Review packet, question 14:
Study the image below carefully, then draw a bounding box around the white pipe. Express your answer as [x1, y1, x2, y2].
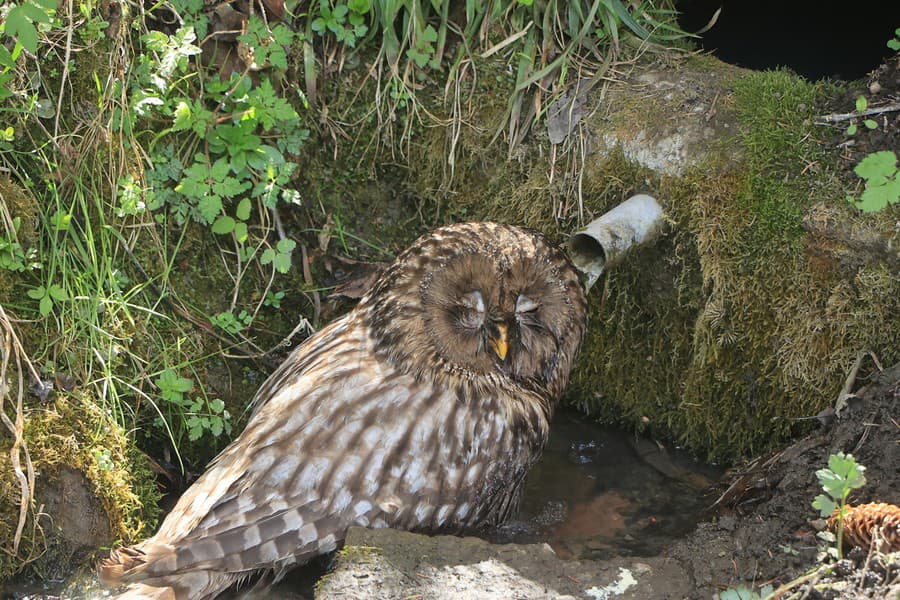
[567, 194, 666, 291]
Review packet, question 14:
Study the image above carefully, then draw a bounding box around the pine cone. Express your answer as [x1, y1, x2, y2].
[827, 503, 900, 553]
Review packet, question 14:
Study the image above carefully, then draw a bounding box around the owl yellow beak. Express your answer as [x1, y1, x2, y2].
[488, 323, 509, 361]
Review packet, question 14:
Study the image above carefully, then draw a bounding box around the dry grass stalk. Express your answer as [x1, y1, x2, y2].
[0, 304, 39, 556]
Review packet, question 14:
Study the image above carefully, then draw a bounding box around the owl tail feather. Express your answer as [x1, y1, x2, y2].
[101, 544, 239, 600]
[100, 545, 148, 586]
[107, 582, 176, 600]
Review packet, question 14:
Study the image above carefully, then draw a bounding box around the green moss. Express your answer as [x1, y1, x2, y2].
[566, 71, 897, 460]
[731, 71, 838, 251]
[0, 177, 39, 305]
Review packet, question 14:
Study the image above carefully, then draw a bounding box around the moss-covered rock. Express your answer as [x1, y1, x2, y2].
[0, 390, 160, 582]
[374, 59, 899, 461]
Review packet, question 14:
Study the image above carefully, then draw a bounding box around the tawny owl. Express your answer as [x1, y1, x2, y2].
[101, 222, 588, 599]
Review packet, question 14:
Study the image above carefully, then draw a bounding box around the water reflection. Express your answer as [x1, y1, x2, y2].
[489, 410, 722, 559]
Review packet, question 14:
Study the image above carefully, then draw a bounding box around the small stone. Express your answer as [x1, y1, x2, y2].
[869, 81, 882, 94]
[718, 516, 736, 531]
[631, 562, 652, 575]
[584, 539, 607, 551]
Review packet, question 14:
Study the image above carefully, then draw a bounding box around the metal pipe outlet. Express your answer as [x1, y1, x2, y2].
[567, 194, 666, 292]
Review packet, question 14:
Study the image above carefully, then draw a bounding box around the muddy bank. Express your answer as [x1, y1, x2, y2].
[667, 364, 899, 596]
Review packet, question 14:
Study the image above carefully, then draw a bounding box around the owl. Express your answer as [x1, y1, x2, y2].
[100, 222, 588, 599]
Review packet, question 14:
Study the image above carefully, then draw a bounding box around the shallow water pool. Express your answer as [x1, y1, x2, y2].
[489, 410, 722, 559]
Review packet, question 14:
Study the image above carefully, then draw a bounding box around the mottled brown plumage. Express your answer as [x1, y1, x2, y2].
[101, 222, 588, 599]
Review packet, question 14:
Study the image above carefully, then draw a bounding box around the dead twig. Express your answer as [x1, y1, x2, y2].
[815, 102, 900, 124]
[834, 350, 867, 415]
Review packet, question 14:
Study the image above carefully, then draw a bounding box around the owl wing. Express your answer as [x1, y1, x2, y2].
[123, 315, 530, 582]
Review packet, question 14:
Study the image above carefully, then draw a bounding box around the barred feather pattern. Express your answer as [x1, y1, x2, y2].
[100, 222, 588, 599]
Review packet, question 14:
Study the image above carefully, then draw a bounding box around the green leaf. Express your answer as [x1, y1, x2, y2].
[854, 151, 897, 183]
[247, 145, 285, 171]
[39, 295, 53, 316]
[172, 101, 192, 131]
[273, 252, 291, 273]
[212, 215, 236, 234]
[217, 176, 251, 198]
[233, 222, 248, 243]
[420, 24, 438, 43]
[210, 398, 225, 412]
[855, 95, 867, 112]
[26, 286, 45, 299]
[5, 7, 39, 53]
[197, 195, 224, 224]
[47, 284, 67, 301]
[276, 238, 296, 253]
[888, 38, 900, 51]
[50, 210, 72, 231]
[0, 42, 13, 67]
[236, 198, 252, 221]
[348, 0, 370, 13]
[812, 494, 836, 518]
[22, 0, 53, 22]
[857, 179, 900, 212]
[158, 368, 193, 394]
[863, 119, 877, 129]
[846, 123, 857, 136]
[828, 452, 866, 489]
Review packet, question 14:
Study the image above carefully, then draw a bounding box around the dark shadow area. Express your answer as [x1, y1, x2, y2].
[678, 0, 900, 80]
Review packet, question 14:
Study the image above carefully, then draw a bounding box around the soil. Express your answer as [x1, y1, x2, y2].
[667, 363, 900, 597]
[826, 51, 900, 169]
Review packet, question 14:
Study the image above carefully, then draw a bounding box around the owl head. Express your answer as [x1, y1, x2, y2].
[363, 222, 587, 400]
